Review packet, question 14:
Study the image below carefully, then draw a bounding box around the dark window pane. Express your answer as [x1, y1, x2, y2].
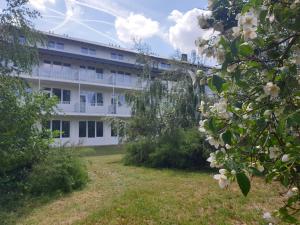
[96, 68, 103, 74]
[81, 47, 88, 54]
[63, 90, 71, 103]
[43, 87, 51, 98]
[88, 121, 95, 138]
[44, 60, 51, 64]
[97, 93, 103, 106]
[79, 121, 86, 137]
[48, 41, 55, 48]
[80, 65, 86, 69]
[63, 63, 71, 67]
[53, 61, 61, 65]
[111, 122, 118, 137]
[56, 42, 64, 49]
[62, 121, 70, 138]
[52, 88, 61, 101]
[52, 120, 61, 138]
[89, 49, 96, 55]
[96, 122, 103, 137]
[88, 66, 95, 70]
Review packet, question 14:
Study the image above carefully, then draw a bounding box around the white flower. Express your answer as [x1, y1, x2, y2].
[207, 152, 218, 168]
[291, 0, 300, 9]
[216, 46, 226, 64]
[227, 63, 238, 73]
[198, 119, 207, 133]
[214, 169, 230, 189]
[263, 212, 275, 223]
[263, 82, 280, 99]
[269, 146, 280, 159]
[239, 11, 258, 29]
[281, 154, 290, 162]
[286, 187, 298, 198]
[225, 144, 231, 149]
[243, 27, 257, 40]
[263, 110, 272, 117]
[257, 164, 264, 172]
[232, 26, 241, 37]
[210, 99, 232, 119]
[231, 170, 236, 175]
[206, 136, 224, 149]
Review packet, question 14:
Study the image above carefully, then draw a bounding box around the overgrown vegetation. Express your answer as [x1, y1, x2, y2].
[0, 0, 88, 204]
[124, 49, 212, 170]
[124, 128, 211, 169]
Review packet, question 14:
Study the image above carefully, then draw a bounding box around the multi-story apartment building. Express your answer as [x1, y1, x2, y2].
[20, 32, 194, 146]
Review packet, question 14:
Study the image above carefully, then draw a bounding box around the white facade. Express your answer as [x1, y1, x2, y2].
[19, 33, 178, 146]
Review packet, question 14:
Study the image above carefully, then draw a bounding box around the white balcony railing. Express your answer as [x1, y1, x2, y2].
[25, 66, 146, 89]
[57, 102, 131, 116]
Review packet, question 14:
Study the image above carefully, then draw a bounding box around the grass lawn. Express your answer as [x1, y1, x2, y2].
[1, 146, 291, 225]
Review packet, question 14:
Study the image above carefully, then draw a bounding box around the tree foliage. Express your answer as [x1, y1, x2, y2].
[197, 0, 300, 223]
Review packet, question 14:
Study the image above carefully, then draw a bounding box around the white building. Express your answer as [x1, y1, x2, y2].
[20, 33, 189, 146]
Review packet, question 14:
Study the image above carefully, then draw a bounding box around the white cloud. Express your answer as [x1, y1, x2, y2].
[168, 8, 213, 53]
[115, 13, 160, 43]
[29, 0, 55, 11]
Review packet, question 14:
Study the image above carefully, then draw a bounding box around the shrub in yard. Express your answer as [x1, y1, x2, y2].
[124, 138, 156, 166]
[124, 129, 211, 169]
[27, 148, 88, 195]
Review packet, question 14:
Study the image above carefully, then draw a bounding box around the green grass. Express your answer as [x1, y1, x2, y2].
[0, 145, 293, 225]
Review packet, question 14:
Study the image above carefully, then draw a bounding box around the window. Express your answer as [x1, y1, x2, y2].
[111, 122, 118, 137]
[88, 121, 95, 138]
[81, 47, 96, 55]
[96, 68, 103, 79]
[56, 42, 64, 50]
[111, 52, 117, 59]
[79, 121, 86, 137]
[96, 122, 103, 137]
[52, 120, 61, 138]
[19, 36, 26, 44]
[111, 52, 124, 60]
[118, 54, 124, 60]
[48, 41, 64, 50]
[62, 90, 71, 104]
[97, 93, 103, 106]
[62, 121, 70, 138]
[161, 62, 171, 69]
[43, 87, 51, 98]
[89, 49, 96, 55]
[81, 47, 88, 54]
[48, 41, 55, 48]
[52, 88, 61, 101]
[118, 94, 126, 107]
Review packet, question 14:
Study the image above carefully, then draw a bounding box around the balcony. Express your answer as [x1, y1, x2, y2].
[56, 102, 131, 117]
[23, 66, 146, 90]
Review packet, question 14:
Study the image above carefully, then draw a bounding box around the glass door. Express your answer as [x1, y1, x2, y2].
[80, 95, 86, 113]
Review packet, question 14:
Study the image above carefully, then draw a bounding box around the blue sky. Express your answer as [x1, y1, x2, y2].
[13, 1, 212, 59]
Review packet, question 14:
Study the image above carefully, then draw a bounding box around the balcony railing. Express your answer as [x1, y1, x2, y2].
[57, 102, 131, 116]
[24, 66, 146, 89]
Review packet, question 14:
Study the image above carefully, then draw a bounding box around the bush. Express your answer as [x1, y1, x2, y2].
[124, 128, 212, 170]
[27, 148, 88, 195]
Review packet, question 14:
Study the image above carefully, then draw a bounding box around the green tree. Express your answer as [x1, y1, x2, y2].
[197, 0, 300, 223]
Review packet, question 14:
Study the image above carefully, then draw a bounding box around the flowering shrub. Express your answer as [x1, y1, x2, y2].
[197, 0, 300, 223]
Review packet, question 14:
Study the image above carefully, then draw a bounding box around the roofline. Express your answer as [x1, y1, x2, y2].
[38, 31, 213, 70]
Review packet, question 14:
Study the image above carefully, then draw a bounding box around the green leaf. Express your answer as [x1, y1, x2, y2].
[236, 172, 251, 196]
[210, 75, 226, 93]
[239, 43, 254, 57]
[221, 130, 232, 144]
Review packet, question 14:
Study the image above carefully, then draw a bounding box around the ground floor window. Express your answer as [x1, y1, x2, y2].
[43, 120, 70, 138]
[79, 121, 86, 137]
[111, 122, 118, 137]
[79, 121, 103, 138]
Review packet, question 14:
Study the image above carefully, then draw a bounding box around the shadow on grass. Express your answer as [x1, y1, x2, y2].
[0, 192, 70, 225]
[72, 145, 126, 157]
